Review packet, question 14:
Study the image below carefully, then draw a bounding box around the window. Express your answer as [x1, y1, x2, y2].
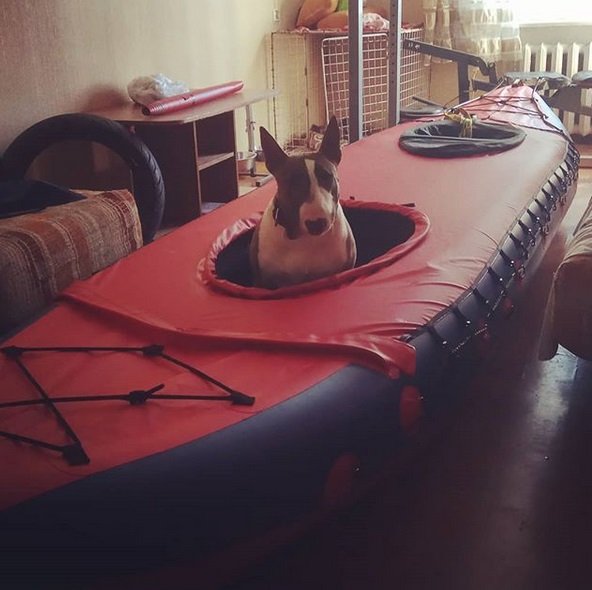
[515, 1, 592, 24]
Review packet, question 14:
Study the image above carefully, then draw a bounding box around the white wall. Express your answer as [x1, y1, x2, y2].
[0, 0, 443, 155]
[0, 0, 278, 152]
[277, 0, 423, 30]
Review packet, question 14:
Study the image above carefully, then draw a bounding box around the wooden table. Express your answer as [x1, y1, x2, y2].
[92, 89, 276, 225]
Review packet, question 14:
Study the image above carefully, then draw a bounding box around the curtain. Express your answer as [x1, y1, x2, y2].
[423, 0, 522, 73]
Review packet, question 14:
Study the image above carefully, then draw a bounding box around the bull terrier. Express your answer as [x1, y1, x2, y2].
[249, 116, 357, 289]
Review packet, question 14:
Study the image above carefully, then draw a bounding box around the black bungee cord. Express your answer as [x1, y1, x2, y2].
[0, 344, 255, 465]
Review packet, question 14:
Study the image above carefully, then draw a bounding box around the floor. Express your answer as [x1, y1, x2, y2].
[222, 166, 592, 589]
[237, 161, 273, 196]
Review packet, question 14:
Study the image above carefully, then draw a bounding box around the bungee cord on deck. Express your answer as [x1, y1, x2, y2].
[0, 344, 255, 465]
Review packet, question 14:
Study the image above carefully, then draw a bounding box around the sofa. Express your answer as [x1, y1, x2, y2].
[540, 197, 592, 360]
[0, 113, 164, 335]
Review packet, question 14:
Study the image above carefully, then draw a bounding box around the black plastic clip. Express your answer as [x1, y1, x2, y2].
[549, 177, 567, 206]
[62, 444, 90, 466]
[518, 220, 536, 247]
[567, 161, 577, 183]
[526, 209, 546, 236]
[534, 197, 551, 224]
[473, 287, 494, 316]
[127, 384, 164, 405]
[128, 390, 152, 405]
[554, 171, 568, 195]
[453, 306, 472, 329]
[509, 232, 529, 261]
[487, 267, 508, 296]
[426, 325, 450, 351]
[542, 187, 558, 211]
[559, 164, 573, 186]
[567, 145, 580, 172]
[142, 344, 165, 357]
[1, 346, 24, 359]
[230, 391, 256, 406]
[499, 249, 519, 278]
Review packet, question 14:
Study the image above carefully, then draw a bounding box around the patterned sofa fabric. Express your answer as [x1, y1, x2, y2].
[0, 189, 142, 334]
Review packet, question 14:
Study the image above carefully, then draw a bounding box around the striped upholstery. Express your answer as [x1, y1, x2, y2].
[0, 189, 142, 333]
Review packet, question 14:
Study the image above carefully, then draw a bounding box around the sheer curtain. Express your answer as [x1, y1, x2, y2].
[423, 0, 522, 72]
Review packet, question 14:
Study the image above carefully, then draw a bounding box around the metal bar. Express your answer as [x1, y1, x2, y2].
[402, 39, 496, 77]
[402, 39, 499, 104]
[245, 104, 256, 152]
[348, 0, 363, 142]
[458, 64, 470, 103]
[388, 0, 402, 126]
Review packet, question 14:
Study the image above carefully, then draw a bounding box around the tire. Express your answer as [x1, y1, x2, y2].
[1, 113, 165, 243]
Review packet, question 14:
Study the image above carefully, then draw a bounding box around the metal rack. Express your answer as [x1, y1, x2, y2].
[322, 28, 427, 143]
[269, 31, 327, 152]
[270, 26, 426, 151]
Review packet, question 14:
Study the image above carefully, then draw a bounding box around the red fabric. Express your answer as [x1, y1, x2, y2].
[60, 114, 567, 378]
[0, 307, 352, 510]
[462, 84, 568, 134]
[0, 87, 572, 510]
[202, 200, 430, 299]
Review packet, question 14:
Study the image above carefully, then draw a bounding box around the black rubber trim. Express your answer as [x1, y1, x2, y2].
[503, 71, 571, 89]
[0, 364, 400, 578]
[407, 142, 579, 405]
[400, 105, 445, 120]
[1, 113, 165, 243]
[399, 120, 526, 157]
[572, 70, 592, 89]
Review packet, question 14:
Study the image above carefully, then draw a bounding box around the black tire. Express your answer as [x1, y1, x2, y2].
[1, 113, 164, 243]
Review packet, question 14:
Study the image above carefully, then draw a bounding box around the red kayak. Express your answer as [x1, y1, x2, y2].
[0, 85, 579, 588]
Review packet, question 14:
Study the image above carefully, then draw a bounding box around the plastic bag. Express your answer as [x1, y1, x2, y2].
[127, 74, 190, 106]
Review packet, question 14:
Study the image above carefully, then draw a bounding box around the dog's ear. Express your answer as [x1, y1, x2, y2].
[260, 127, 287, 175]
[319, 116, 341, 166]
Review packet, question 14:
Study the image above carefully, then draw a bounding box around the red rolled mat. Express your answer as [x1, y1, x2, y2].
[142, 80, 244, 116]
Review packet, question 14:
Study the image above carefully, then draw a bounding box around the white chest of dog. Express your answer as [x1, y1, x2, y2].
[250, 117, 357, 289]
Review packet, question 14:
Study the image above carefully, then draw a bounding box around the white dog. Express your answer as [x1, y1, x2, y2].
[249, 117, 357, 289]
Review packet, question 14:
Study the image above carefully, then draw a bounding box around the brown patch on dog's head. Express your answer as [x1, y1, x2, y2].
[260, 117, 342, 239]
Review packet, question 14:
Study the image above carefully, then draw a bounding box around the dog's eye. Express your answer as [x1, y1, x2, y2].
[315, 167, 333, 186]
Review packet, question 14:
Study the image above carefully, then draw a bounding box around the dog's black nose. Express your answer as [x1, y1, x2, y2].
[305, 218, 328, 235]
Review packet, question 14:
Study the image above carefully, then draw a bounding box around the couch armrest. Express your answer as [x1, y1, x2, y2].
[540, 197, 592, 360]
[0, 189, 142, 334]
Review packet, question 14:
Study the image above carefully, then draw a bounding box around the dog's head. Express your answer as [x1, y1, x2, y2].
[260, 116, 342, 240]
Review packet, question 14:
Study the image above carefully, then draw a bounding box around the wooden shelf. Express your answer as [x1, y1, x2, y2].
[197, 152, 234, 171]
[91, 89, 277, 126]
[91, 89, 277, 225]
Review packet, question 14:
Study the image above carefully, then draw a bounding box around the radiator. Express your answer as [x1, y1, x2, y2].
[522, 42, 592, 137]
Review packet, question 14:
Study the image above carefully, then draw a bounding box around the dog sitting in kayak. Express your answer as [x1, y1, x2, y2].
[249, 116, 357, 289]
